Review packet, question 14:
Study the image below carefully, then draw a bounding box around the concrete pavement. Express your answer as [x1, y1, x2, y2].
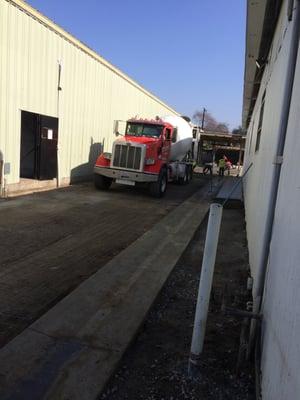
[0, 180, 203, 348]
[0, 185, 212, 400]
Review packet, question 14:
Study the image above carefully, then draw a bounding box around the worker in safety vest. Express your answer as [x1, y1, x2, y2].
[218, 156, 226, 177]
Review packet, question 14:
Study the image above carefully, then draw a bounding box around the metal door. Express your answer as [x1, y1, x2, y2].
[38, 115, 58, 180]
[20, 111, 58, 180]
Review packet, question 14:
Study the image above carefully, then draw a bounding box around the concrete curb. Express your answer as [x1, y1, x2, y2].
[0, 186, 211, 400]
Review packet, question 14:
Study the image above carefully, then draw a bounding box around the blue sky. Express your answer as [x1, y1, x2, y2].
[27, 0, 246, 130]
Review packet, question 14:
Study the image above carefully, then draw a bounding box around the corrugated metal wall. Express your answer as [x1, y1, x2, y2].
[261, 39, 300, 398]
[243, 0, 291, 288]
[243, 0, 300, 398]
[0, 0, 178, 185]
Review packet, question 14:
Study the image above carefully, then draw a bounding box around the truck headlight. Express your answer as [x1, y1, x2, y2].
[103, 152, 112, 160]
[145, 158, 155, 165]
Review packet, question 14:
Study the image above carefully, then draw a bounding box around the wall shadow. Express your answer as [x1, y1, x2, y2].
[70, 138, 103, 184]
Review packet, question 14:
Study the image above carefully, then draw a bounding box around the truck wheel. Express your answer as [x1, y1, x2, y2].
[187, 165, 193, 183]
[149, 168, 167, 198]
[94, 174, 112, 190]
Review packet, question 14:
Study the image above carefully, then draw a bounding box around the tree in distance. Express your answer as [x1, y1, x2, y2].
[231, 125, 245, 135]
[193, 110, 229, 133]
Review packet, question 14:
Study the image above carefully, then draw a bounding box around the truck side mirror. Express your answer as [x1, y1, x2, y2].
[172, 128, 177, 143]
[113, 120, 119, 136]
[165, 129, 171, 141]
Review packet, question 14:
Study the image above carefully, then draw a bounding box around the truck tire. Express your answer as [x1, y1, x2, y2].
[149, 168, 167, 198]
[187, 165, 193, 182]
[94, 174, 112, 190]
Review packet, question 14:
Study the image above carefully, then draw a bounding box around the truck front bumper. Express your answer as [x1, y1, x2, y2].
[94, 166, 158, 183]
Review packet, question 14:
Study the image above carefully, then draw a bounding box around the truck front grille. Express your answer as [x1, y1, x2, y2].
[112, 144, 142, 170]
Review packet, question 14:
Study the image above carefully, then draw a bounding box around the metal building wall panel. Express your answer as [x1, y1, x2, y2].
[243, 0, 291, 286]
[259, 34, 300, 400]
[0, 0, 178, 185]
[243, 0, 300, 398]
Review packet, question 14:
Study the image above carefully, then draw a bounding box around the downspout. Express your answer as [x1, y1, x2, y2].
[0, 150, 4, 197]
[250, 0, 300, 353]
[56, 60, 62, 188]
[0, 150, 7, 197]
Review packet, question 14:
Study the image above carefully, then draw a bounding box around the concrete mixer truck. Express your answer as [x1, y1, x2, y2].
[94, 115, 194, 197]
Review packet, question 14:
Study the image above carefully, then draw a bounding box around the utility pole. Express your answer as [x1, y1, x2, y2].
[201, 107, 206, 130]
[197, 107, 206, 164]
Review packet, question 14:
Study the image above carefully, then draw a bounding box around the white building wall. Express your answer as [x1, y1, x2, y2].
[260, 30, 300, 400]
[243, 0, 292, 289]
[243, 0, 300, 398]
[0, 0, 178, 185]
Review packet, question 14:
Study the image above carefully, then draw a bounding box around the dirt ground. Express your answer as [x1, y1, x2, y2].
[99, 206, 255, 400]
[0, 176, 205, 348]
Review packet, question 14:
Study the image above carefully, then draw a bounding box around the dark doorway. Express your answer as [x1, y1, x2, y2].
[20, 111, 58, 180]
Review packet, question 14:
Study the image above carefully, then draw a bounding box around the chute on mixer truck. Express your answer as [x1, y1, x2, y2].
[94, 115, 194, 197]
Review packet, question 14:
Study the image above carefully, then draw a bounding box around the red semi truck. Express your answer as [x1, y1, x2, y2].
[94, 115, 194, 197]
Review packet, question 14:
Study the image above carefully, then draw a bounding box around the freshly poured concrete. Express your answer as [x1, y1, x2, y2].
[0, 187, 210, 400]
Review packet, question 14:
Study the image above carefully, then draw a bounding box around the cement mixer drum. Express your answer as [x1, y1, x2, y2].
[161, 115, 193, 161]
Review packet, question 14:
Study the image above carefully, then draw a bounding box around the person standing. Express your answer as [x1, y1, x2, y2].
[225, 159, 232, 176]
[218, 156, 226, 177]
[202, 150, 213, 175]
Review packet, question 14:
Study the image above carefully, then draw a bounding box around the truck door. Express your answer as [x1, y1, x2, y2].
[161, 128, 172, 162]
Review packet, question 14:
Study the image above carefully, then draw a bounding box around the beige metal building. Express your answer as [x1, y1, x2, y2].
[0, 0, 178, 194]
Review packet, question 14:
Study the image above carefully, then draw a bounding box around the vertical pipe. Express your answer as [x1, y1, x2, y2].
[0, 149, 3, 196]
[189, 203, 223, 371]
[238, 145, 242, 173]
[56, 61, 62, 187]
[0, 158, 3, 197]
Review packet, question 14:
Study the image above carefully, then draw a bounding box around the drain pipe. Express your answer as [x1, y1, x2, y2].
[0, 150, 4, 197]
[56, 60, 62, 188]
[0, 150, 7, 198]
[249, 0, 300, 354]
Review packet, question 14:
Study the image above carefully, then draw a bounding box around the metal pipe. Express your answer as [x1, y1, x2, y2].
[0, 150, 5, 197]
[237, 146, 242, 173]
[56, 60, 62, 188]
[222, 306, 262, 320]
[189, 203, 223, 372]
[249, 0, 300, 353]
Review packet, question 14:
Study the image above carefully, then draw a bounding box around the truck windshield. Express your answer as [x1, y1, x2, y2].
[126, 123, 163, 138]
